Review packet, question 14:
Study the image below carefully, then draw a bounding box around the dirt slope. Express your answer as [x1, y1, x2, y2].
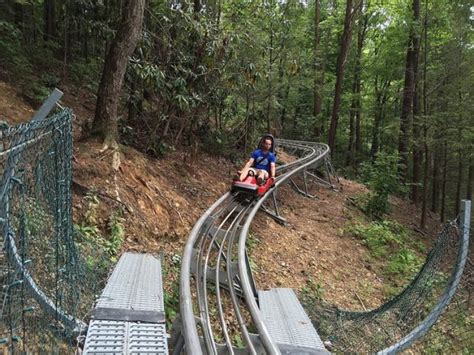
[0, 79, 443, 312]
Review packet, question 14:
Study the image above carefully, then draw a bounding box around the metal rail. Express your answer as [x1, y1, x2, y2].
[179, 140, 332, 354]
[378, 200, 471, 354]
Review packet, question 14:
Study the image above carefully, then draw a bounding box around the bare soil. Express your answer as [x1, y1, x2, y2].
[0, 79, 444, 313]
[251, 178, 442, 310]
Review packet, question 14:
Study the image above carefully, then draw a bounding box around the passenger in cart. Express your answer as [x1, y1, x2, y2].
[236, 135, 276, 185]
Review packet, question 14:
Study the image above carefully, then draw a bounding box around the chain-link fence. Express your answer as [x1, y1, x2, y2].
[0, 109, 106, 353]
[302, 209, 472, 354]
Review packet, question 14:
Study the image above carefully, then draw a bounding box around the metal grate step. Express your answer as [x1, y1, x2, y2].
[84, 253, 168, 354]
[259, 288, 328, 354]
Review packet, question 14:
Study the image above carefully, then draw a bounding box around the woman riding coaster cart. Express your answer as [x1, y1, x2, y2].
[231, 134, 276, 196]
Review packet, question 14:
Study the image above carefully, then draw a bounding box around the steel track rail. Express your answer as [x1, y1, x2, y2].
[237, 141, 330, 355]
[180, 140, 331, 354]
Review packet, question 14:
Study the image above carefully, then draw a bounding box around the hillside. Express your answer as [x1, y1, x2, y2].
[0, 79, 445, 313]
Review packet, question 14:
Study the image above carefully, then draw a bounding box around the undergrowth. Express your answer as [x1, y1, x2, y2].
[357, 152, 405, 218]
[163, 254, 181, 330]
[346, 219, 424, 283]
[74, 191, 125, 271]
[300, 278, 325, 304]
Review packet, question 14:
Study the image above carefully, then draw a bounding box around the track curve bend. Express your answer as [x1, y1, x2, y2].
[179, 140, 332, 355]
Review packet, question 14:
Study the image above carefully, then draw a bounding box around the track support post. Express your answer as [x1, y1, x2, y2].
[289, 171, 315, 198]
[260, 189, 287, 225]
[305, 157, 340, 191]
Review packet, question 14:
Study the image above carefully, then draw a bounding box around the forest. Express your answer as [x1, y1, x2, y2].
[0, 0, 473, 353]
[1, 0, 473, 227]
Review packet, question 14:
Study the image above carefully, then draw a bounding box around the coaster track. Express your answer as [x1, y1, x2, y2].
[179, 139, 332, 355]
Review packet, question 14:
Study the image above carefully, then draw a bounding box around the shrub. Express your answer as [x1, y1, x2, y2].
[387, 248, 423, 276]
[348, 220, 405, 257]
[360, 152, 402, 217]
[300, 278, 325, 303]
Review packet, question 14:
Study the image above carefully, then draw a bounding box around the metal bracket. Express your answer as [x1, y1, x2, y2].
[306, 157, 340, 191]
[261, 189, 287, 225]
[289, 174, 314, 198]
[305, 170, 333, 188]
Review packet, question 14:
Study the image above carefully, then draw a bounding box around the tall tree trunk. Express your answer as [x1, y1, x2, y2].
[13, 2, 23, 27]
[347, 3, 367, 166]
[411, 3, 421, 202]
[43, 0, 56, 41]
[62, 2, 68, 77]
[244, 91, 250, 152]
[421, 125, 429, 228]
[440, 141, 447, 222]
[280, 83, 290, 133]
[193, 0, 202, 13]
[371, 75, 381, 161]
[292, 88, 303, 138]
[267, 8, 274, 134]
[347, 97, 355, 165]
[276, 3, 291, 136]
[420, 0, 429, 228]
[328, 0, 360, 153]
[92, 0, 145, 147]
[127, 73, 142, 124]
[371, 76, 390, 161]
[431, 147, 439, 212]
[319, 49, 327, 136]
[313, 0, 322, 138]
[398, 0, 420, 183]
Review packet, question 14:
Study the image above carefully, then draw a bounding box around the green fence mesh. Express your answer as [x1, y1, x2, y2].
[302, 219, 472, 353]
[0, 109, 105, 353]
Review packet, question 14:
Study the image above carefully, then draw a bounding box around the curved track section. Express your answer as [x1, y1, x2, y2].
[179, 140, 331, 354]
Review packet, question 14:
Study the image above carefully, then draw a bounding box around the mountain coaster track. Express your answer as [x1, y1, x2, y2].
[1, 92, 470, 353]
[178, 139, 334, 355]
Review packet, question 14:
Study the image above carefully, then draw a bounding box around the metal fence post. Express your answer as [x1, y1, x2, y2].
[31, 88, 63, 122]
[459, 200, 471, 239]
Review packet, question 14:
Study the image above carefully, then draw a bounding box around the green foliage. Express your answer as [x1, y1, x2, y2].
[386, 249, 423, 277]
[142, 140, 175, 158]
[0, 21, 31, 74]
[68, 58, 102, 90]
[233, 334, 245, 349]
[105, 211, 125, 260]
[246, 232, 260, 253]
[84, 191, 100, 225]
[300, 278, 325, 303]
[360, 153, 402, 217]
[75, 192, 125, 269]
[347, 220, 405, 257]
[22, 199, 51, 238]
[163, 254, 181, 330]
[199, 128, 239, 161]
[0, 20, 62, 103]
